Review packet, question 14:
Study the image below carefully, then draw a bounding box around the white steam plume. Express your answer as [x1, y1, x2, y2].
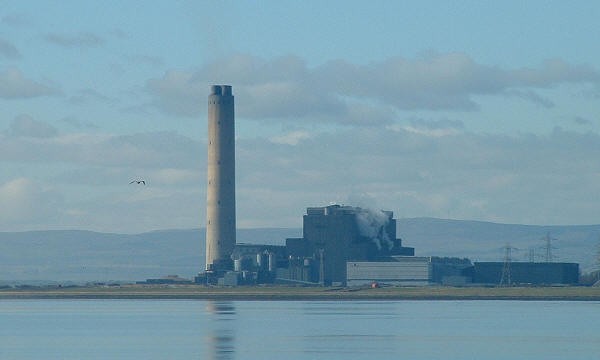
[355, 208, 394, 250]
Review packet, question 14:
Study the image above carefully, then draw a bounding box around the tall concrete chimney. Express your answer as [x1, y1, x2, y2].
[206, 85, 236, 271]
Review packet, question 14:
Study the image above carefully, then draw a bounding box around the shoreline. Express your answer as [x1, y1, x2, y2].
[2, 285, 600, 301]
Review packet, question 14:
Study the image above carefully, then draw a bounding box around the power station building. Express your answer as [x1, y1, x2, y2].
[285, 205, 414, 285]
[472, 262, 580, 285]
[196, 85, 580, 287]
[203, 204, 416, 286]
[347, 257, 432, 286]
[347, 256, 473, 286]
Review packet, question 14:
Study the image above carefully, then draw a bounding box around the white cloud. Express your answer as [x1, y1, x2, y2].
[510, 58, 599, 87]
[145, 53, 599, 125]
[8, 114, 58, 138]
[400, 125, 461, 137]
[0, 67, 58, 99]
[0, 128, 203, 178]
[0, 178, 63, 229]
[130, 54, 164, 67]
[235, 127, 600, 226]
[146, 70, 204, 117]
[68, 88, 114, 105]
[60, 116, 99, 129]
[504, 89, 554, 108]
[0, 126, 206, 231]
[150, 168, 203, 185]
[270, 130, 311, 145]
[2, 113, 600, 230]
[319, 53, 598, 110]
[393, 118, 464, 137]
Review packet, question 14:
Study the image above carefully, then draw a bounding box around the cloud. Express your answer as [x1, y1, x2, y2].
[3, 122, 600, 230]
[0, 127, 205, 232]
[573, 116, 592, 126]
[130, 54, 164, 67]
[146, 54, 394, 125]
[146, 70, 204, 117]
[68, 88, 114, 105]
[0, 129, 201, 169]
[0, 67, 58, 99]
[510, 58, 599, 87]
[1, 13, 29, 27]
[504, 89, 554, 108]
[146, 53, 599, 124]
[270, 130, 312, 145]
[392, 118, 464, 137]
[234, 126, 600, 227]
[44, 32, 104, 48]
[0, 178, 63, 229]
[110, 28, 128, 39]
[8, 114, 58, 138]
[151, 168, 203, 185]
[0, 38, 21, 59]
[318, 53, 598, 110]
[60, 116, 99, 129]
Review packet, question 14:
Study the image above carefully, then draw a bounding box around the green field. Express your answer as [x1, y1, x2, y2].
[2, 285, 600, 301]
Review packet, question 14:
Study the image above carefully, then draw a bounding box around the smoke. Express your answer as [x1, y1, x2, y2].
[355, 208, 394, 250]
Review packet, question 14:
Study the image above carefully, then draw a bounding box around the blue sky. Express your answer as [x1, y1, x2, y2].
[1, 1, 600, 232]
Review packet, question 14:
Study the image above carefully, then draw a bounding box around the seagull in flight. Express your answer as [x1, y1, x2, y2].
[129, 180, 146, 185]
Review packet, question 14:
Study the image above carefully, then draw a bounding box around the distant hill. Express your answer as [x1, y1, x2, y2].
[397, 218, 600, 271]
[0, 228, 299, 284]
[1, 219, 598, 284]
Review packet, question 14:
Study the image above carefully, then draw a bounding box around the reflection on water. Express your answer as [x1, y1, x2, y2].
[1, 300, 599, 360]
[205, 301, 236, 360]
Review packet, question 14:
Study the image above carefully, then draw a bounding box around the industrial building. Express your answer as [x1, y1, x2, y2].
[472, 262, 580, 285]
[137, 275, 192, 285]
[347, 256, 473, 287]
[197, 204, 417, 286]
[285, 205, 415, 285]
[347, 257, 432, 286]
[197, 198, 581, 286]
[196, 85, 581, 288]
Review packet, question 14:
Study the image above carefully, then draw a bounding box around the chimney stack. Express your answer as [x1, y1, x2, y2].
[205, 85, 236, 271]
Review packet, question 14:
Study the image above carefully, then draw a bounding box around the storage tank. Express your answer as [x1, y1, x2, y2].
[268, 252, 275, 272]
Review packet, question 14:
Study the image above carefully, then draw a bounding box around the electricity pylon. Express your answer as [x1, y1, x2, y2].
[541, 232, 558, 263]
[500, 243, 517, 287]
[596, 236, 600, 283]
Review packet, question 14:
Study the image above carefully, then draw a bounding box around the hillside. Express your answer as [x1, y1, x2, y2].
[0, 228, 299, 284]
[1, 219, 598, 284]
[397, 218, 600, 271]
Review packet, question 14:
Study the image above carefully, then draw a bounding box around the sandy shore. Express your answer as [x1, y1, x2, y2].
[2, 285, 600, 301]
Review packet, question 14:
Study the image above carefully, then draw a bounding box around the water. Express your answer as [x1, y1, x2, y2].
[1, 300, 599, 359]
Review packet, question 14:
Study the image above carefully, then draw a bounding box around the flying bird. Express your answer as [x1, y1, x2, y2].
[129, 180, 146, 185]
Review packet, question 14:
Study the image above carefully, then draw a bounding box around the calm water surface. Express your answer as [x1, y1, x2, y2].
[1, 300, 599, 359]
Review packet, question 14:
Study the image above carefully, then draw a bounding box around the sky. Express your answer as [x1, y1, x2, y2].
[1, 1, 600, 233]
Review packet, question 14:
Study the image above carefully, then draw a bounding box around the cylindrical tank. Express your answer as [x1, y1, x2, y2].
[256, 253, 264, 269]
[234, 259, 242, 272]
[268, 252, 275, 272]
